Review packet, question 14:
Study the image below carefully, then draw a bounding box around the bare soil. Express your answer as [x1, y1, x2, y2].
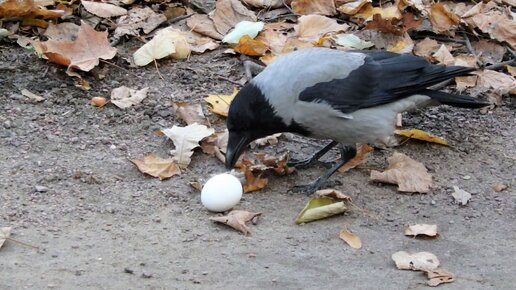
[1, 42, 515, 290]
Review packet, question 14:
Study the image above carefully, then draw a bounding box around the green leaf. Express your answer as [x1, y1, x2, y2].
[295, 197, 347, 224]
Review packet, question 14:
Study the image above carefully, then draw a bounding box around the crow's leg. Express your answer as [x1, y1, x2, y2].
[287, 141, 338, 169]
[290, 144, 357, 194]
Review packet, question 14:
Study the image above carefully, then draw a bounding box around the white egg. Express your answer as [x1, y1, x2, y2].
[201, 173, 243, 212]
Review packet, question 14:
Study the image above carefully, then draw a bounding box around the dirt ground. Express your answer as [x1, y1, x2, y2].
[1, 42, 515, 290]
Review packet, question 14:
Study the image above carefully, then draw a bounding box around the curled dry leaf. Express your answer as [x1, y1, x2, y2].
[242, 0, 282, 8]
[204, 88, 238, 117]
[353, 3, 402, 21]
[251, 133, 281, 148]
[295, 196, 347, 224]
[81, 1, 127, 18]
[338, 144, 373, 173]
[426, 268, 455, 287]
[113, 7, 167, 41]
[370, 152, 432, 193]
[294, 15, 349, 42]
[210, 0, 257, 35]
[234, 35, 269, 56]
[37, 21, 117, 72]
[394, 129, 448, 146]
[130, 154, 181, 180]
[162, 123, 215, 169]
[254, 152, 295, 176]
[451, 186, 471, 205]
[392, 251, 440, 271]
[0, 0, 34, 17]
[173, 102, 210, 126]
[339, 226, 362, 249]
[337, 0, 371, 15]
[133, 28, 190, 66]
[110, 86, 149, 109]
[0, 227, 12, 249]
[222, 21, 264, 44]
[473, 40, 506, 65]
[428, 3, 460, 35]
[364, 14, 403, 35]
[405, 224, 438, 238]
[209, 210, 262, 235]
[291, 0, 336, 16]
[243, 169, 268, 193]
[200, 130, 229, 163]
[316, 189, 352, 202]
[186, 14, 224, 40]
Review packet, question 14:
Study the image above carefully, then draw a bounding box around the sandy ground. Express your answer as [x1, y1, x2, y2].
[1, 43, 515, 290]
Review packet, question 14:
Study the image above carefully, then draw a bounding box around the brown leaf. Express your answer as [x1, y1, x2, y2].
[428, 3, 460, 34]
[405, 224, 438, 238]
[242, 0, 282, 8]
[200, 130, 228, 163]
[294, 15, 349, 42]
[432, 44, 455, 65]
[234, 35, 270, 56]
[474, 70, 516, 97]
[0, 227, 12, 249]
[463, 2, 516, 48]
[44, 23, 80, 42]
[337, 0, 371, 15]
[113, 7, 167, 40]
[338, 144, 373, 173]
[110, 86, 149, 109]
[39, 21, 117, 72]
[81, 1, 127, 18]
[472, 40, 507, 65]
[0, 0, 33, 17]
[370, 152, 432, 193]
[209, 210, 262, 235]
[251, 133, 281, 148]
[173, 102, 210, 126]
[392, 251, 440, 271]
[255, 22, 293, 55]
[210, 0, 257, 35]
[186, 14, 224, 40]
[316, 189, 352, 202]
[339, 227, 362, 249]
[394, 129, 448, 145]
[426, 268, 455, 287]
[364, 14, 402, 35]
[291, 0, 336, 16]
[494, 183, 508, 192]
[243, 169, 268, 193]
[255, 152, 295, 176]
[181, 30, 220, 53]
[353, 3, 402, 22]
[130, 154, 181, 180]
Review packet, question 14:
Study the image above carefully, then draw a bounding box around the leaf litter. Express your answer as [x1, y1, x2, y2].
[209, 210, 262, 235]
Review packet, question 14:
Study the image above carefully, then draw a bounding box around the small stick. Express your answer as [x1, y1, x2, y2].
[461, 31, 483, 67]
[100, 59, 139, 77]
[153, 59, 165, 81]
[216, 74, 242, 86]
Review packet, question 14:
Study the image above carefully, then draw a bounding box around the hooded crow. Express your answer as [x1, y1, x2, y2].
[225, 48, 489, 193]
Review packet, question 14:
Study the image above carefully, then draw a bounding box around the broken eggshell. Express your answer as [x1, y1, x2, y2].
[201, 173, 243, 212]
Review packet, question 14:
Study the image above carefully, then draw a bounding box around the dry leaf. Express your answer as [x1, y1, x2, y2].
[473, 40, 506, 65]
[254, 152, 295, 176]
[316, 189, 352, 202]
[173, 102, 209, 126]
[0, 227, 12, 249]
[494, 183, 508, 192]
[338, 144, 373, 173]
[426, 268, 455, 287]
[210, 0, 257, 35]
[394, 129, 448, 146]
[130, 154, 181, 180]
[474, 70, 516, 96]
[162, 124, 215, 169]
[392, 251, 440, 271]
[0, 0, 34, 17]
[370, 152, 432, 193]
[181, 30, 220, 53]
[414, 37, 440, 59]
[295, 196, 347, 224]
[186, 14, 224, 40]
[133, 27, 191, 66]
[44, 22, 80, 42]
[294, 15, 349, 42]
[291, 0, 336, 16]
[365, 14, 402, 35]
[432, 44, 455, 66]
[200, 130, 228, 163]
[81, 1, 127, 18]
[38, 21, 117, 72]
[110, 86, 149, 109]
[21, 89, 45, 102]
[243, 169, 268, 193]
[222, 21, 264, 44]
[340, 227, 362, 249]
[251, 133, 281, 148]
[428, 3, 460, 34]
[242, 0, 282, 8]
[204, 88, 238, 117]
[353, 3, 402, 21]
[113, 7, 167, 41]
[234, 35, 269, 56]
[451, 186, 471, 205]
[209, 210, 262, 235]
[405, 224, 438, 238]
[337, 0, 371, 15]
[334, 33, 374, 50]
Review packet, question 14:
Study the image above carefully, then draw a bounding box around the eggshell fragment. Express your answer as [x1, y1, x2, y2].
[201, 173, 243, 212]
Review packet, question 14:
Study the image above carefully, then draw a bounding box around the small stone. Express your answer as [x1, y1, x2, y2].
[462, 175, 471, 180]
[109, 144, 117, 150]
[35, 185, 49, 192]
[141, 271, 153, 279]
[431, 200, 436, 205]
[124, 268, 134, 274]
[3, 120, 11, 129]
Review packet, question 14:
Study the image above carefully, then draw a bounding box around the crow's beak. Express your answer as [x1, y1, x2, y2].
[225, 131, 251, 169]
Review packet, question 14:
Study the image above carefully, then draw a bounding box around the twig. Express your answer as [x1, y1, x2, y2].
[485, 59, 515, 71]
[461, 31, 483, 67]
[410, 33, 466, 44]
[6, 237, 40, 250]
[100, 59, 139, 77]
[153, 59, 165, 81]
[215, 74, 242, 86]
[166, 13, 194, 25]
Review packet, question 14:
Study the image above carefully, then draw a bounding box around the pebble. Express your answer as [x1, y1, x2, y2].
[35, 185, 49, 192]
[462, 175, 471, 180]
[3, 120, 11, 129]
[141, 271, 153, 279]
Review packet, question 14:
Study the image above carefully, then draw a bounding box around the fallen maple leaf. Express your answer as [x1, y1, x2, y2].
[110, 86, 149, 109]
[392, 251, 440, 271]
[44, 22, 80, 42]
[291, 0, 336, 16]
[234, 35, 269, 57]
[370, 152, 432, 193]
[204, 88, 238, 117]
[210, 0, 257, 35]
[0, 227, 12, 249]
[81, 1, 127, 18]
[338, 144, 374, 173]
[162, 123, 215, 169]
[173, 102, 210, 126]
[405, 224, 438, 238]
[426, 268, 455, 287]
[294, 15, 349, 42]
[394, 129, 448, 146]
[295, 196, 348, 224]
[38, 21, 117, 73]
[339, 226, 362, 249]
[209, 210, 262, 235]
[131, 154, 181, 180]
[451, 186, 471, 205]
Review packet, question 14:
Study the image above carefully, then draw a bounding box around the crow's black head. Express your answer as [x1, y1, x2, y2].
[225, 83, 290, 169]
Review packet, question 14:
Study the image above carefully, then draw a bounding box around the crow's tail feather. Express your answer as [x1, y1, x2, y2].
[422, 89, 490, 108]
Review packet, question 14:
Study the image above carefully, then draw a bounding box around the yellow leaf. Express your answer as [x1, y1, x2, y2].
[130, 154, 181, 180]
[295, 196, 347, 224]
[234, 35, 269, 56]
[339, 226, 362, 249]
[204, 88, 238, 117]
[394, 129, 448, 145]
